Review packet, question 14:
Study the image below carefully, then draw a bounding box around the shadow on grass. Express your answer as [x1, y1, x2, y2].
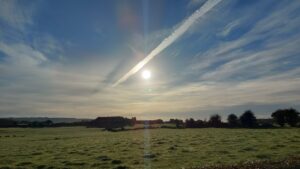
[190, 156, 300, 169]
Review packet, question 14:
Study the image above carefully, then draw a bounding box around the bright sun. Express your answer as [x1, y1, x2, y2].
[141, 70, 151, 80]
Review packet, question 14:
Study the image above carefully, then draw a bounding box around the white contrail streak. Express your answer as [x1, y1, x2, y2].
[113, 0, 222, 87]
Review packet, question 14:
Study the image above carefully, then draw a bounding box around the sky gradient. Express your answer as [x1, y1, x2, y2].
[0, 0, 300, 120]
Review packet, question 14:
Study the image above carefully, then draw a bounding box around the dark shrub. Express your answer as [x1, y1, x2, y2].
[239, 110, 257, 128]
[285, 108, 299, 127]
[0, 119, 17, 127]
[185, 118, 196, 128]
[272, 108, 300, 127]
[169, 119, 184, 128]
[272, 109, 286, 127]
[88, 116, 134, 130]
[227, 114, 238, 127]
[209, 114, 222, 127]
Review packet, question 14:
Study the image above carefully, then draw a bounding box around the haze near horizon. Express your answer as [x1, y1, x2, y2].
[0, 0, 300, 119]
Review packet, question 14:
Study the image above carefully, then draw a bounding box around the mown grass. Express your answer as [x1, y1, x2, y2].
[0, 127, 299, 169]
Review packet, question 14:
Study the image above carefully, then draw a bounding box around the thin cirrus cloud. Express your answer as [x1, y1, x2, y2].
[0, 0, 34, 31]
[0, 0, 300, 119]
[112, 0, 223, 87]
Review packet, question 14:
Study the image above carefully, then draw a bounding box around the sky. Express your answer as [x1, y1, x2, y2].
[0, 0, 300, 120]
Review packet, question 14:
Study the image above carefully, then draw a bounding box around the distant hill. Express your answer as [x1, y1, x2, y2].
[3, 117, 91, 124]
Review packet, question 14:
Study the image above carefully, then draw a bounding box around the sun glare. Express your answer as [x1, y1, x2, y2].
[142, 70, 151, 80]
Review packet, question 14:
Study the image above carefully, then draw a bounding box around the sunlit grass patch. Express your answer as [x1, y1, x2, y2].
[0, 127, 299, 169]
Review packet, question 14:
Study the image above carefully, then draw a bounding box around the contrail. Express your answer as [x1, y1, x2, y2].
[113, 0, 223, 87]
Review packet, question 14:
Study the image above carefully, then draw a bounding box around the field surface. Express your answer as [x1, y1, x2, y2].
[0, 127, 299, 169]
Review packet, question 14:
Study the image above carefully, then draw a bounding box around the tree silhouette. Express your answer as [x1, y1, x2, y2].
[195, 120, 206, 128]
[185, 118, 196, 128]
[271, 109, 286, 127]
[45, 120, 53, 127]
[227, 114, 238, 127]
[169, 119, 184, 128]
[272, 108, 300, 127]
[0, 119, 17, 127]
[239, 110, 257, 128]
[89, 116, 134, 130]
[209, 114, 221, 127]
[285, 108, 300, 127]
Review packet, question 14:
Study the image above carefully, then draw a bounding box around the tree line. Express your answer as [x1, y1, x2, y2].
[170, 108, 300, 128]
[0, 108, 299, 129]
[0, 119, 89, 128]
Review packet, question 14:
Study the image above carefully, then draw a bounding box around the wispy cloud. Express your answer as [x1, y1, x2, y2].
[1, 0, 300, 119]
[0, 0, 34, 31]
[187, 0, 207, 10]
[187, 0, 300, 79]
[113, 0, 223, 87]
[217, 19, 240, 37]
[0, 42, 47, 66]
[128, 0, 300, 118]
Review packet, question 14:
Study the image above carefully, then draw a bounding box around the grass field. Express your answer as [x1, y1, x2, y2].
[0, 127, 299, 169]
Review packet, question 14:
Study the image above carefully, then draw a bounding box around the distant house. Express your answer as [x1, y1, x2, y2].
[88, 116, 135, 130]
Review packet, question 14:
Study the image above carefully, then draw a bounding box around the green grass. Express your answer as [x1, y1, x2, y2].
[0, 127, 299, 169]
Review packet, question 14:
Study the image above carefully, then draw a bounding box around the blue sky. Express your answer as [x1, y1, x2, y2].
[0, 0, 300, 120]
